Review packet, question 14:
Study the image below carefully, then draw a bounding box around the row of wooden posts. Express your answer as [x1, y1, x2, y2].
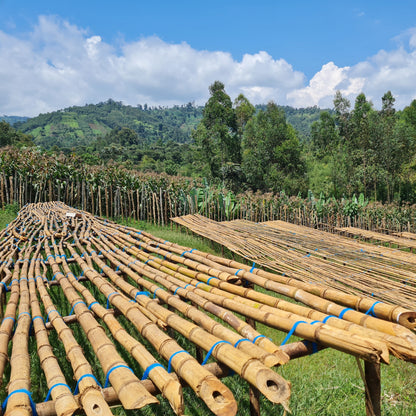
[1, 172, 414, 233]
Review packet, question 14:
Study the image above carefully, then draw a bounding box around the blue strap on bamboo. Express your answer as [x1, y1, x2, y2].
[32, 316, 44, 324]
[234, 269, 243, 276]
[141, 363, 165, 380]
[88, 301, 99, 310]
[69, 301, 86, 315]
[50, 272, 61, 282]
[73, 374, 102, 394]
[153, 287, 163, 298]
[207, 277, 218, 285]
[234, 338, 250, 348]
[281, 321, 308, 346]
[184, 284, 192, 290]
[115, 264, 122, 272]
[135, 291, 150, 301]
[338, 308, 354, 319]
[18, 312, 31, 320]
[252, 334, 266, 343]
[173, 287, 181, 296]
[322, 315, 336, 324]
[106, 292, 119, 309]
[46, 309, 61, 323]
[365, 301, 382, 317]
[0, 281, 8, 292]
[167, 350, 189, 373]
[104, 364, 134, 388]
[250, 262, 256, 273]
[202, 340, 232, 365]
[2, 317, 15, 325]
[44, 383, 71, 402]
[195, 281, 204, 288]
[2, 389, 38, 415]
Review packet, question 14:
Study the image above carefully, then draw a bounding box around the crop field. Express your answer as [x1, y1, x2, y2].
[0, 202, 414, 416]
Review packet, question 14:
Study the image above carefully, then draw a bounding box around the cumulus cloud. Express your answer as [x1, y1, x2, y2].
[0, 15, 416, 116]
[0, 15, 304, 116]
[288, 30, 416, 109]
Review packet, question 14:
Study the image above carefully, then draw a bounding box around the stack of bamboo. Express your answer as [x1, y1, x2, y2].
[171, 215, 416, 310]
[0, 203, 415, 416]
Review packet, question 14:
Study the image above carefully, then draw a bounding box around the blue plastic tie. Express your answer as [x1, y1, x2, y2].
[44, 383, 71, 402]
[250, 263, 256, 273]
[365, 301, 382, 317]
[234, 338, 250, 348]
[281, 321, 308, 346]
[115, 264, 122, 272]
[73, 374, 102, 394]
[234, 269, 243, 276]
[338, 308, 354, 319]
[207, 277, 218, 285]
[135, 291, 150, 301]
[2, 317, 15, 325]
[195, 281, 204, 288]
[0, 281, 8, 292]
[106, 292, 119, 309]
[50, 272, 61, 282]
[184, 284, 192, 290]
[252, 334, 266, 343]
[32, 316, 44, 324]
[144, 259, 151, 265]
[141, 363, 165, 380]
[18, 312, 31, 320]
[69, 301, 86, 315]
[173, 287, 181, 296]
[46, 309, 61, 323]
[104, 364, 134, 388]
[202, 340, 232, 365]
[167, 350, 190, 373]
[322, 315, 336, 324]
[88, 301, 99, 310]
[2, 389, 38, 415]
[153, 287, 163, 298]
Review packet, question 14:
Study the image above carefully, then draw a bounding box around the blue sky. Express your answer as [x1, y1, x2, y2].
[1, 1, 416, 115]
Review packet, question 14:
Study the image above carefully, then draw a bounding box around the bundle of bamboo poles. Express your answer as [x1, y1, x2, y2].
[171, 215, 416, 312]
[1, 202, 416, 416]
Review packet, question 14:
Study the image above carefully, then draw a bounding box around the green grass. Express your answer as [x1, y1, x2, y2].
[0, 213, 414, 415]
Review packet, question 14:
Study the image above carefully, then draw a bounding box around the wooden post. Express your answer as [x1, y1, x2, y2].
[365, 361, 381, 416]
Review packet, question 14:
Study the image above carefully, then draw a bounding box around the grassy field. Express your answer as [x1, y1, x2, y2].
[0, 211, 414, 415]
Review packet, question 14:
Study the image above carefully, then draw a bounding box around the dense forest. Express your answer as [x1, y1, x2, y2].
[2, 81, 416, 204]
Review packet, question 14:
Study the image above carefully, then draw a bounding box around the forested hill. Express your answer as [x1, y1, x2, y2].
[14, 99, 325, 150]
[14, 100, 202, 150]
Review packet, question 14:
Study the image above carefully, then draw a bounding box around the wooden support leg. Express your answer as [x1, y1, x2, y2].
[365, 361, 381, 416]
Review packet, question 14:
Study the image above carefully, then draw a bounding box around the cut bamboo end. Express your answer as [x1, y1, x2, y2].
[53, 396, 79, 416]
[160, 377, 184, 416]
[397, 311, 416, 330]
[117, 384, 159, 409]
[79, 389, 113, 416]
[199, 376, 237, 416]
[255, 368, 291, 407]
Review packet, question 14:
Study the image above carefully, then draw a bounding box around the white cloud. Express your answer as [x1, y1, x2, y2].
[0, 15, 416, 116]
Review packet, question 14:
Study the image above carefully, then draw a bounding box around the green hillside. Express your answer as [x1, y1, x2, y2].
[15, 100, 325, 151]
[15, 99, 202, 150]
